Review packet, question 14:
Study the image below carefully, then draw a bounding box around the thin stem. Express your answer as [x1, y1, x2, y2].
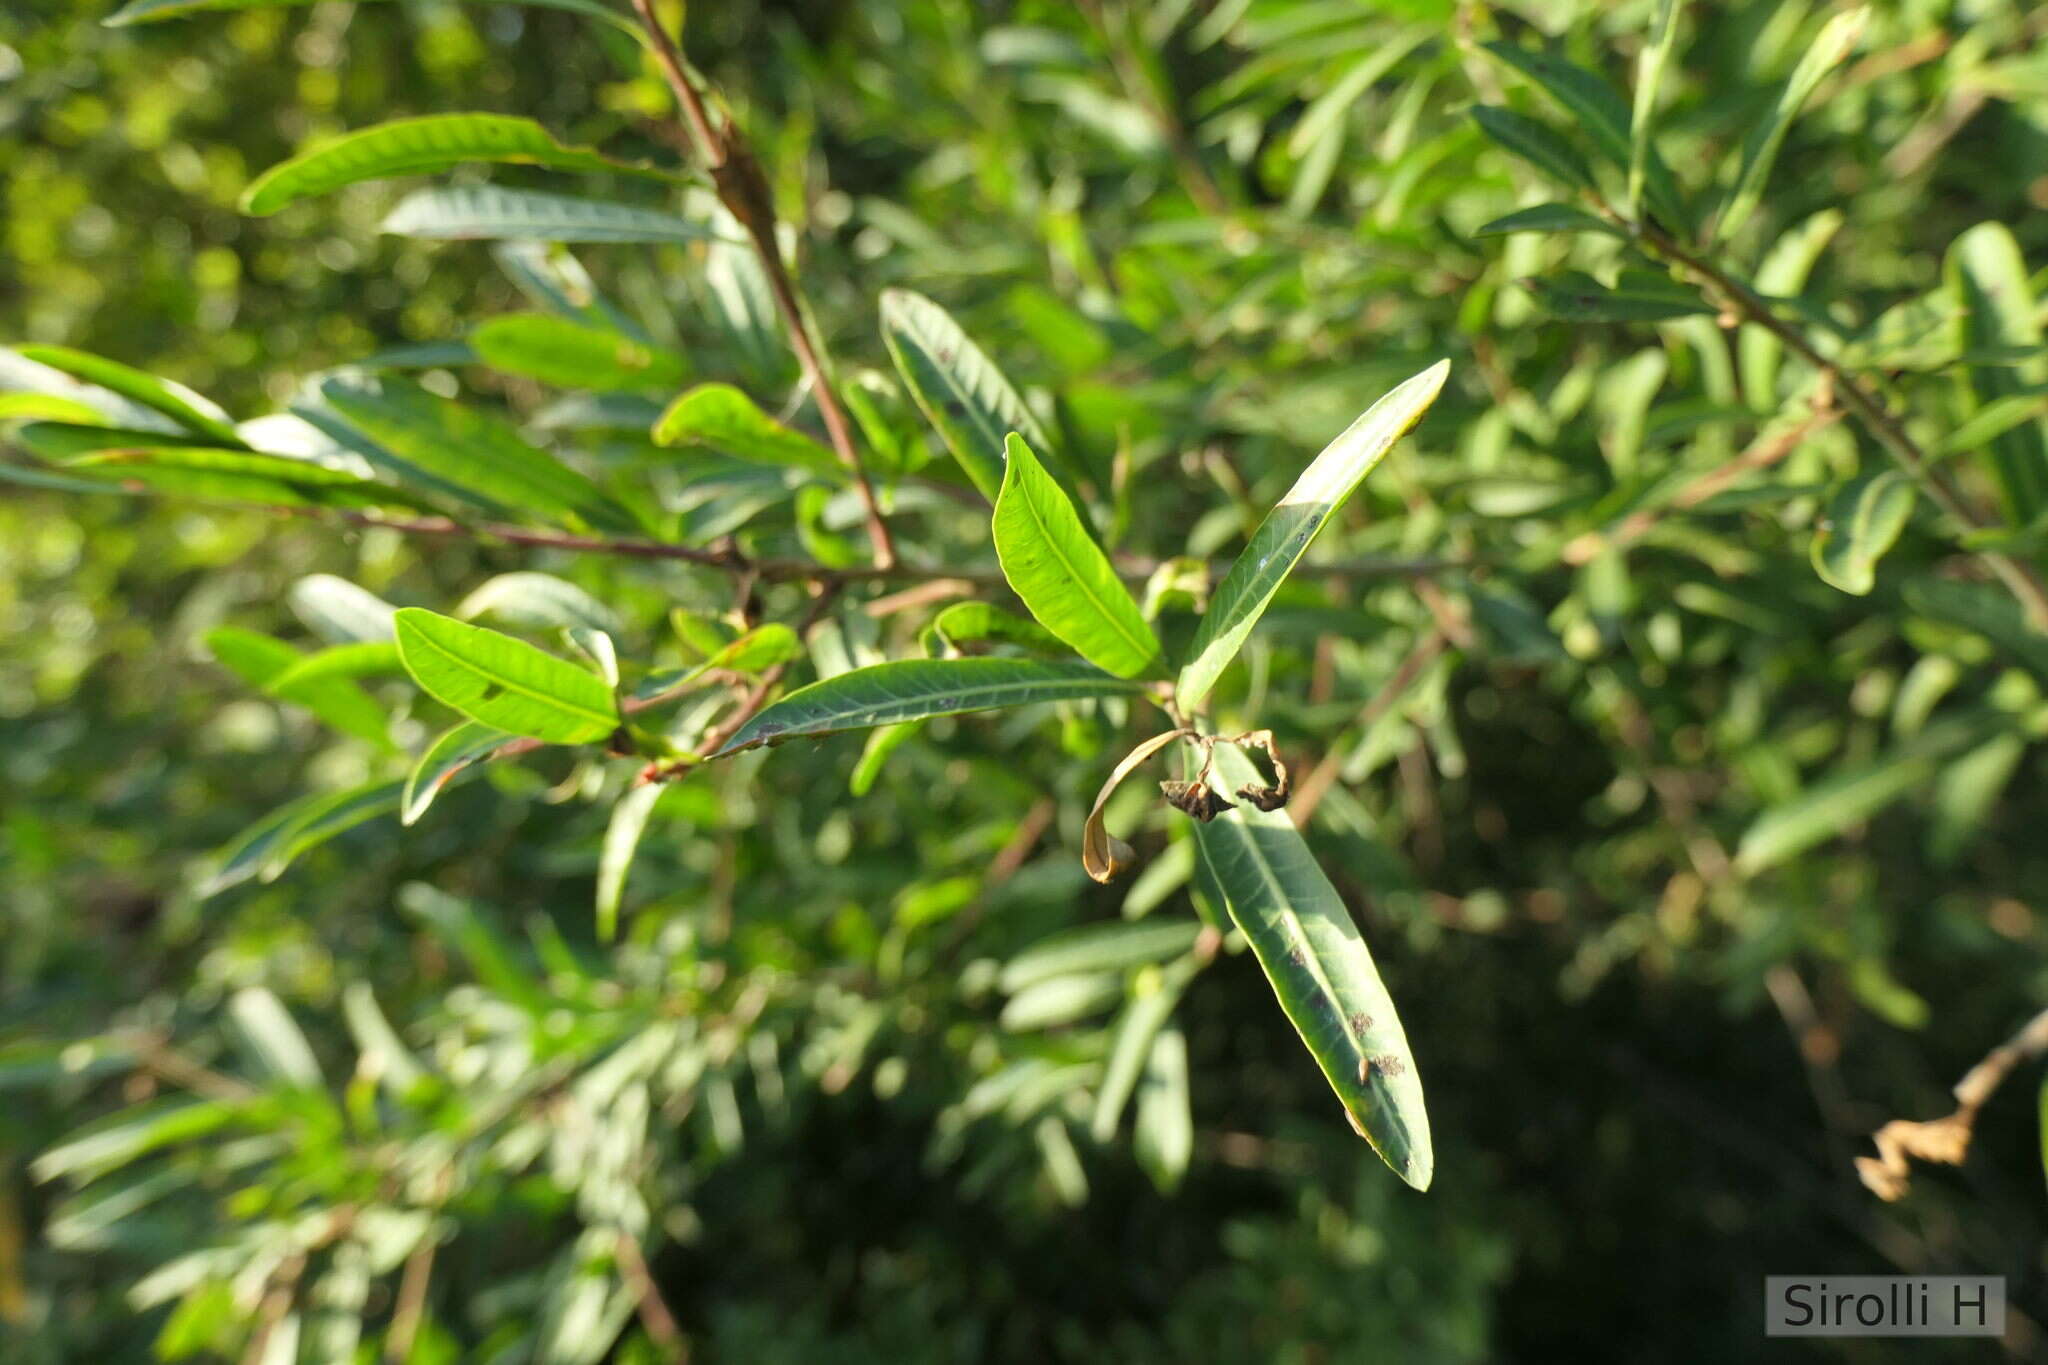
[1857, 1002, 2048, 1201]
[628, 0, 897, 569]
[1634, 221, 2048, 630]
[615, 1232, 689, 1361]
[271, 501, 1463, 589]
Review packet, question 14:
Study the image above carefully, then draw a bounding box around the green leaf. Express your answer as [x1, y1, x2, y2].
[258, 780, 406, 882]
[993, 434, 1163, 679]
[1522, 270, 1712, 322]
[471, 314, 688, 393]
[12, 345, 243, 445]
[923, 602, 1065, 658]
[106, 0, 635, 32]
[1133, 1027, 1193, 1193]
[1947, 223, 2048, 523]
[633, 623, 803, 703]
[1713, 8, 1870, 244]
[596, 784, 663, 942]
[1740, 209, 1843, 409]
[849, 720, 923, 796]
[319, 374, 634, 531]
[402, 721, 510, 826]
[31, 1099, 242, 1184]
[290, 574, 397, 643]
[227, 987, 323, 1089]
[1091, 959, 1198, 1142]
[1481, 41, 1688, 229]
[713, 658, 1144, 755]
[265, 641, 404, 690]
[243, 114, 680, 216]
[1811, 471, 1913, 596]
[1470, 106, 1594, 193]
[206, 627, 392, 748]
[456, 572, 622, 634]
[1187, 741, 1430, 1188]
[1629, 0, 1680, 219]
[1472, 204, 1625, 239]
[382, 186, 711, 245]
[394, 607, 620, 744]
[999, 921, 1202, 994]
[1001, 974, 1123, 1031]
[879, 288, 1055, 503]
[64, 445, 384, 492]
[1177, 360, 1449, 713]
[1734, 721, 1980, 873]
[651, 383, 843, 480]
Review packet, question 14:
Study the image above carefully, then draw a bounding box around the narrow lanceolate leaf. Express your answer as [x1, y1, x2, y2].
[713, 658, 1143, 755]
[879, 288, 1055, 503]
[1740, 209, 1843, 409]
[1092, 958, 1199, 1141]
[106, 0, 636, 33]
[1481, 42, 1688, 230]
[1734, 720, 1983, 873]
[1470, 106, 1594, 193]
[994, 435, 1162, 679]
[243, 114, 682, 216]
[206, 627, 392, 749]
[13, 345, 243, 446]
[1629, 0, 1680, 218]
[1713, 8, 1870, 244]
[924, 602, 1064, 658]
[1187, 742, 1430, 1188]
[265, 641, 404, 691]
[1811, 472, 1913, 596]
[402, 721, 510, 825]
[320, 374, 633, 531]
[394, 607, 619, 744]
[999, 920, 1201, 994]
[1472, 204, 1626, 239]
[456, 572, 621, 634]
[1948, 223, 2048, 524]
[259, 780, 406, 881]
[633, 624, 802, 702]
[382, 186, 711, 245]
[1133, 1027, 1193, 1193]
[1522, 270, 1712, 323]
[652, 384, 843, 480]
[1177, 361, 1448, 714]
[471, 314, 687, 393]
[596, 784, 663, 942]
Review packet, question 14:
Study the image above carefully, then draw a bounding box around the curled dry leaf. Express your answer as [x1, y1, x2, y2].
[1224, 729, 1291, 811]
[1082, 729, 1190, 883]
[1160, 779, 1233, 822]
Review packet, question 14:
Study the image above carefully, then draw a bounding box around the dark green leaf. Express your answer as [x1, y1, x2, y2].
[714, 658, 1144, 755]
[879, 288, 1055, 503]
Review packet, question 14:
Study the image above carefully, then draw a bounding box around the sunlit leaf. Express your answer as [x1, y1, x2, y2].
[1713, 7, 1869, 243]
[471, 314, 688, 393]
[456, 571, 622, 634]
[1177, 360, 1448, 713]
[993, 434, 1162, 679]
[596, 783, 663, 942]
[402, 721, 510, 826]
[651, 383, 842, 480]
[11, 345, 243, 445]
[1187, 742, 1430, 1188]
[243, 113, 680, 216]
[1947, 222, 2048, 523]
[1811, 471, 1913, 596]
[879, 288, 1056, 503]
[382, 186, 711, 245]
[394, 607, 620, 744]
[106, 0, 635, 31]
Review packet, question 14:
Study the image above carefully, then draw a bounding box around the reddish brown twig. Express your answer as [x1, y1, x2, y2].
[627, 0, 895, 570]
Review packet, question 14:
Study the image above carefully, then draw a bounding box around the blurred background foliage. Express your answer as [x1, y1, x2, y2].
[7, 0, 2048, 1360]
